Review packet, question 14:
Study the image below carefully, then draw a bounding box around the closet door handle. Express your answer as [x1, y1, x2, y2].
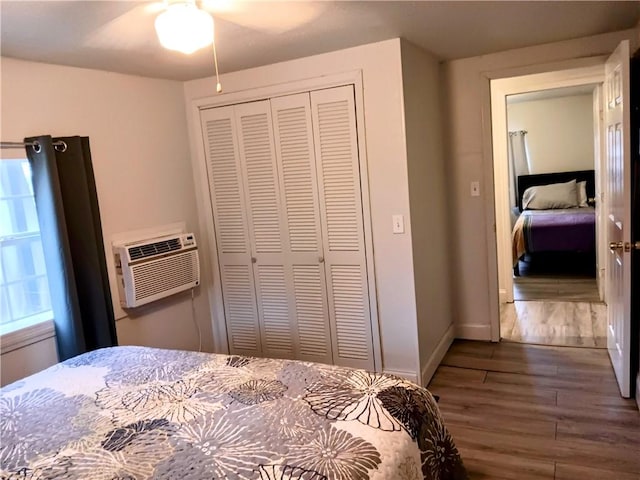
[251, 257, 257, 264]
[318, 256, 324, 264]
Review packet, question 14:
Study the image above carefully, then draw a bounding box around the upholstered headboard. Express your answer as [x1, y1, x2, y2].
[517, 170, 595, 211]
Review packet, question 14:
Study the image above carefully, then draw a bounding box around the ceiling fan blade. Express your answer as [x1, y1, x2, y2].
[201, 1, 326, 34]
[84, 2, 166, 50]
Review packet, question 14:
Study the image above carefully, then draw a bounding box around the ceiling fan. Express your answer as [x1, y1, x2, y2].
[85, 0, 325, 91]
[86, 0, 325, 52]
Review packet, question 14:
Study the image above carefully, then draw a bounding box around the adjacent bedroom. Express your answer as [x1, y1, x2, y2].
[501, 85, 607, 348]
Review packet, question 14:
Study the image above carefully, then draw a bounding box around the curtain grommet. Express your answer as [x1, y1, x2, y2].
[54, 141, 68, 153]
[32, 141, 42, 154]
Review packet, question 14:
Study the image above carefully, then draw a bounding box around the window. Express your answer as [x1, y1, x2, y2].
[0, 158, 52, 335]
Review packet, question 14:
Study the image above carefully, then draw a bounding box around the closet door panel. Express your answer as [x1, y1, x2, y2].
[310, 85, 374, 370]
[234, 102, 284, 255]
[234, 101, 296, 359]
[220, 264, 261, 353]
[292, 264, 331, 360]
[255, 263, 294, 357]
[200, 106, 262, 356]
[271, 93, 333, 364]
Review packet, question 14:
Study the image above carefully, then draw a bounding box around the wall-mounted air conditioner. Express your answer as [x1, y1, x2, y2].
[113, 233, 200, 308]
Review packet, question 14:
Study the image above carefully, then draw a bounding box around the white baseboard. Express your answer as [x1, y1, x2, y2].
[383, 369, 419, 385]
[456, 323, 492, 341]
[420, 323, 455, 387]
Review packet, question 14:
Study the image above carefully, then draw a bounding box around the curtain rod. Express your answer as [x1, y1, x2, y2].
[508, 130, 528, 136]
[1, 140, 66, 152]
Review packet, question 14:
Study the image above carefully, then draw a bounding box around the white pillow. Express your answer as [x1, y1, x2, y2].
[577, 181, 588, 207]
[522, 180, 579, 210]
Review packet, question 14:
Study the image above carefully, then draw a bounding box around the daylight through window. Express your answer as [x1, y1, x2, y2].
[0, 158, 52, 334]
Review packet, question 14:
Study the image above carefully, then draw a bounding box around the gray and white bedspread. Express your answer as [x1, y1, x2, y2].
[0, 346, 467, 480]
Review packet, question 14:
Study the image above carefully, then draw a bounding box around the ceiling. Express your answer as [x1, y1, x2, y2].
[1, 1, 639, 82]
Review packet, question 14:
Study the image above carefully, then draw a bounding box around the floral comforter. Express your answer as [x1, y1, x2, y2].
[1, 346, 467, 479]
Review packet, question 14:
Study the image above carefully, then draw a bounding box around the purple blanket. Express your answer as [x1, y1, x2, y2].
[522, 208, 596, 253]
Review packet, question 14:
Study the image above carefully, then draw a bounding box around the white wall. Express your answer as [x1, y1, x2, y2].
[400, 40, 453, 385]
[443, 28, 639, 340]
[184, 39, 423, 380]
[0, 58, 214, 385]
[507, 94, 594, 174]
[0, 337, 57, 386]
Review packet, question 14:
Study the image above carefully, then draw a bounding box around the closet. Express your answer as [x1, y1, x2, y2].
[200, 85, 375, 370]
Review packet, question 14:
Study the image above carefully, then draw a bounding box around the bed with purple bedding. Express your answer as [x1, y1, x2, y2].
[511, 170, 597, 272]
[0, 346, 468, 480]
[512, 207, 596, 262]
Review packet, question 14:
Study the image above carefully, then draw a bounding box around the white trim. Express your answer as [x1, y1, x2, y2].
[420, 323, 455, 387]
[0, 318, 55, 354]
[191, 71, 364, 111]
[456, 323, 492, 341]
[186, 87, 229, 354]
[486, 61, 606, 343]
[593, 84, 607, 303]
[383, 369, 419, 385]
[186, 71, 383, 368]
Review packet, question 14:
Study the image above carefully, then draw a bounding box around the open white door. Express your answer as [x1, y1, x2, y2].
[605, 40, 632, 398]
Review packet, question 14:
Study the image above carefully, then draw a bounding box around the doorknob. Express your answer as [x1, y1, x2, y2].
[251, 257, 257, 263]
[624, 241, 640, 252]
[609, 241, 624, 251]
[318, 256, 325, 263]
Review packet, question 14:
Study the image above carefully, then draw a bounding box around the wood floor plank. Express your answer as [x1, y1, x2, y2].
[447, 424, 640, 475]
[512, 276, 600, 302]
[556, 419, 640, 444]
[429, 365, 487, 385]
[429, 341, 640, 479]
[428, 382, 557, 407]
[456, 447, 555, 480]
[445, 340, 496, 358]
[436, 391, 638, 429]
[437, 405, 557, 438]
[554, 463, 640, 480]
[490, 341, 611, 367]
[441, 353, 559, 376]
[499, 297, 606, 347]
[556, 389, 639, 410]
[485, 369, 620, 395]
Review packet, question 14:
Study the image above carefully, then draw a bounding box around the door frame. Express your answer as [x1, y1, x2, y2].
[187, 71, 384, 372]
[491, 65, 605, 306]
[478, 57, 609, 341]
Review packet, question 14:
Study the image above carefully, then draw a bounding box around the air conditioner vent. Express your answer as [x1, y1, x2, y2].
[128, 237, 182, 261]
[114, 232, 199, 308]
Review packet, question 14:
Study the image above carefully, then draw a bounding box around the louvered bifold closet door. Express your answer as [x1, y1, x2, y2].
[310, 85, 374, 370]
[234, 101, 297, 360]
[200, 106, 262, 357]
[270, 93, 333, 364]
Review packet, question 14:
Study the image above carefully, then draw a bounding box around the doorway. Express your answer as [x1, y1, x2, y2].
[490, 65, 608, 348]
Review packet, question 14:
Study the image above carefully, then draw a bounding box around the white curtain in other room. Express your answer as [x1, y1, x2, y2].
[508, 131, 530, 207]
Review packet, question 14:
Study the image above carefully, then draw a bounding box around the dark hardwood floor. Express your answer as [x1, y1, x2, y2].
[428, 340, 640, 480]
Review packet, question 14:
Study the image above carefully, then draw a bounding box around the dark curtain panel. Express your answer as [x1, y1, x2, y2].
[25, 135, 117, 361]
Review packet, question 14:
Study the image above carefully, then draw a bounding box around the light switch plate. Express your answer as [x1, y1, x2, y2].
[471, 181, 480, 197]
[392, 214, 404, 234]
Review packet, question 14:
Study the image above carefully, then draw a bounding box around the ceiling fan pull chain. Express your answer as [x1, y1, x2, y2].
[212, 39, 222, 93]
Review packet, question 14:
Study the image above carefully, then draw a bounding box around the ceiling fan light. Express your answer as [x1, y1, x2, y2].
[155, 2, 214, 54]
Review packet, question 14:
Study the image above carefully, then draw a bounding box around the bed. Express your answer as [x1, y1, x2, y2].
[0, 346, 468, 480]
[512, 170, 596, 276]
